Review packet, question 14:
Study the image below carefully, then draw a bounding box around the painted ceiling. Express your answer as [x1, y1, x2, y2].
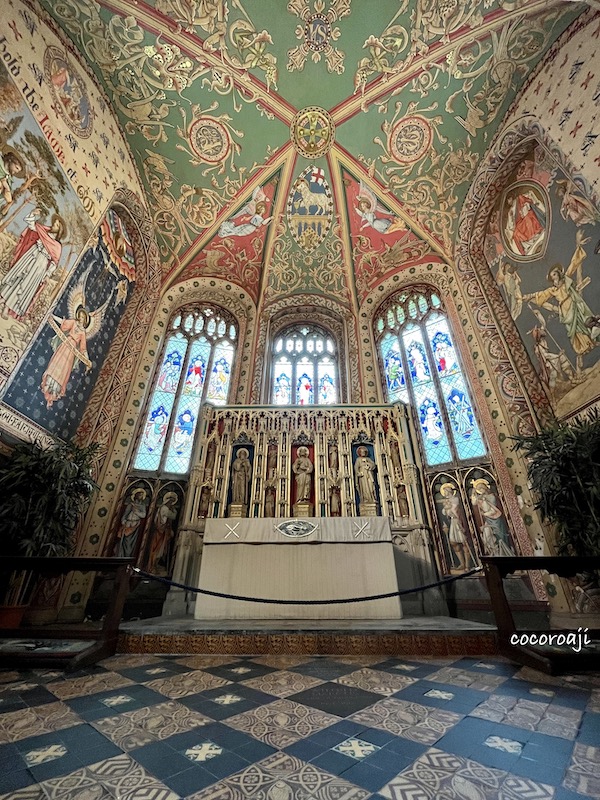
[40, 0, 583, 309]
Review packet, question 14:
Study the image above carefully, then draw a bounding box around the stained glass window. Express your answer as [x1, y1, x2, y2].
[133, 305, 237, 475]
[375, 288, 486, 468]
[271, 325, 339, 404]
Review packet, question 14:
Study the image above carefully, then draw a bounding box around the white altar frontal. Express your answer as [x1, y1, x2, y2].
[194, 517, 402, 620]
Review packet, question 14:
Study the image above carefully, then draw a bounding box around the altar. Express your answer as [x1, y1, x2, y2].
[195, 516, 402, 620]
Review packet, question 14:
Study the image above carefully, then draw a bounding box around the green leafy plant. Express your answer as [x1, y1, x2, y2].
[0, 440, 99, 608]
[512, 408, 600, 557]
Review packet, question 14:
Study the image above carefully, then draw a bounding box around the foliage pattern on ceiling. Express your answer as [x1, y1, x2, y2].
[40, 0, 581, 307]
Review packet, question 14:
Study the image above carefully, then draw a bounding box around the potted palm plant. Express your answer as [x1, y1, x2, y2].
[512, 409, 600, 614]
[0, 439, 98, 627]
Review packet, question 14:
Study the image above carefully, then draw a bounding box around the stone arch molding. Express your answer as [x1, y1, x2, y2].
[359, 260, 537, 568]
[251, 294, 361, 404]
[454, 117, 587, 434]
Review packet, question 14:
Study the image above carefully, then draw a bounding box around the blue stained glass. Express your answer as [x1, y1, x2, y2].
[164, 405, 198, 474]
[297, 367, 314, 405]
[317, 362, 337, 404]
[415, 388, 452, 466]
[427, 316, 459, 376]
[206, 343, 233, 404]
[441, 374, 486, 460]
[273, 361, 292, 404]
[183, 338, 211, 396]
[403, 329, 431, 384]
[156, 335, 186, 393]
[134, 393, 174, 471]
[382, 333, 408, 403]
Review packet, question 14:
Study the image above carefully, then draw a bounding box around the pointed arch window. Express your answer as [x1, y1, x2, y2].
[271, 325, 338, 405]
[375, 287, 486, 467]
[133, 305, 237, 475]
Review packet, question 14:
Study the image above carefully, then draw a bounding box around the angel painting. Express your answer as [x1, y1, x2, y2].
[355, 182, 406, 235]
[496, 261, 522, 320]
[218, 186, 272, 238]
[40, 270, 113, 408]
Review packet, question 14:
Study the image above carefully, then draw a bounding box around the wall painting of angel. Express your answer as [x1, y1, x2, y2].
[3, 208, 135, 438]
[183, 178, 278, 304]
[484, 142, 600, 418]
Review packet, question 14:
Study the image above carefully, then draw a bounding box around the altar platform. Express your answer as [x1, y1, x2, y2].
[117, 615, 498, 657]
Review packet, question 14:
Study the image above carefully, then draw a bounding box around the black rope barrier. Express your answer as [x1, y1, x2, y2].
[130, 565, 483, 605]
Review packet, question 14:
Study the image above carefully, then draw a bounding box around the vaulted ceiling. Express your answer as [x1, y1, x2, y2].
[41, 0, 583, 310]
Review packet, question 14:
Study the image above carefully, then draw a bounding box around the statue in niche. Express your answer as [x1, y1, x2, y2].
[396, 484, 410, 518]
[330, 486, 341, 516]
[267, 444, 278, 479]
[390, 440, 402, 477]
[328, 441, 339, 478]
[231, 448, 251, 505]
[203, 441, 216, 481]
[292, 445, 313, 502]
[198, 485, 211, 518]
[264, 486, 276, 517]
[354, 446, 377, 504]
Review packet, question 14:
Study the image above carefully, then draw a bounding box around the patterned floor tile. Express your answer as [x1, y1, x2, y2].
[471, 695, 582, 739]
[563, 742, 600, 798]
[251, 656, 311, 670]
[0, 702, 82, 744]
[92, 700, 213, 750]
[59, 754, 180, 800]
[241, 670, 324, 698]
[351, 697, 462, 745]
[186, 750, 370, 800]
[427, 667, 508, 692]
[587, 691, 600, 713]
[146, 670, 231, 699]
[175, 656, 238, 670]
[185, 742, 223, 762]
[333, 737, 380, 759]
[334, 668, 417, 696]
[23, 744, 68, 767]
[47, 673, 134, 701]
[0, 788, 46, 800]
[381, 747, 554, 800]
[225, 698, 340, 748]
[288, 682, 382, 717]
[101, 655, 165, 671]
[484, 735, 523, 754]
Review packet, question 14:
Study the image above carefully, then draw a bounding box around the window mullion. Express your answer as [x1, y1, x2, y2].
[421, 314, 459, 465]
[158, 333, 192, 473]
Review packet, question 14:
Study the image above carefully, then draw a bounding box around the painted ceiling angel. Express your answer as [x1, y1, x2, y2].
[41, 269, 113, 408]
[355, 182, 406, 235]
[218, 186, 272, 238]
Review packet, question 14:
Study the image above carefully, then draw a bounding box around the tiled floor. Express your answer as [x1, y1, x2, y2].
[0, 655, 598, 800]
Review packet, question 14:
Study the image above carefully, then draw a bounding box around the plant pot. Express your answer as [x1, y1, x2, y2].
[0, 604, 27, 629]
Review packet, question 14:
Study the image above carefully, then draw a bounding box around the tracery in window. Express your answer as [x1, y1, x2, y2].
[271, 325, 339, 405]
[375, 288, 486, 467]
[134, 305, 237, 475]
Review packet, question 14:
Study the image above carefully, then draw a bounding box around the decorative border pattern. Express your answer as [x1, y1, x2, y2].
[118, 631, 499, 656]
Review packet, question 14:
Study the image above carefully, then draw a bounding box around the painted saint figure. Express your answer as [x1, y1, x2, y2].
[0, 209, 66, 320]
[41, 307, 92, 408]
[231, 448, 251, 506]
[0, 148, 25, 213]
[523, 231, 599, 372]
[148, 491, 178, 574]
[354, 445, 377, 505]
[470, 478, 513, 557]
[292, 446, 313, 502]
[439, 483, 471, 571]
[115, 487, 148, 559]
[505, 188, 546, 257]
[218, 186, 272, 238]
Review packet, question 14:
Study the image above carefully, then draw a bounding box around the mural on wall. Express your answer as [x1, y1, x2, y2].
[0, 60, 92, 384]
[342, 171, 432, 304]
[180, 177, 279, 304]
[484, 143, 600, 418]
[430, 466, 514, 575]
[286, 165, 334, 253]
[2, 208, 135, 438]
